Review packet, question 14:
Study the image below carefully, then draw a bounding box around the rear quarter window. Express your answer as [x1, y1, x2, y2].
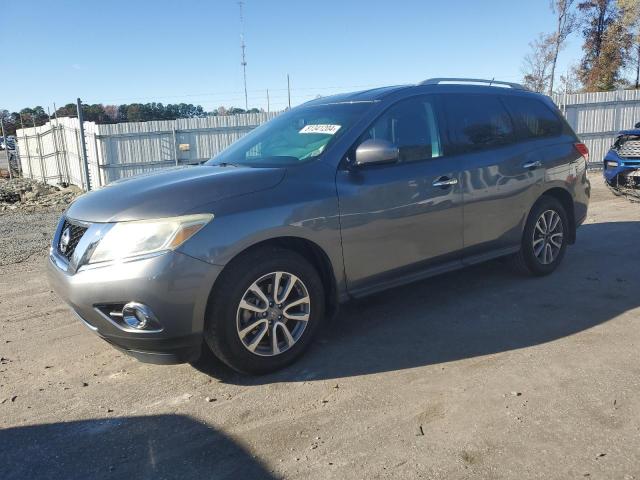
[503, 96, 563, 139]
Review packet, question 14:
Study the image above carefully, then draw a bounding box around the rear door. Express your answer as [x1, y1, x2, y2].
[336, 95, 463, 294]
[442, 93, 543, 258]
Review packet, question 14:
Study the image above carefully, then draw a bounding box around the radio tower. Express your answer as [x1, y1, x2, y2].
[238, 1, 248, 111]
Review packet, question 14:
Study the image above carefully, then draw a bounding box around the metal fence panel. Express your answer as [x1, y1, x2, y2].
[16, 117, 91, 188]
[17, 112, 279, 188]
[15, 90, 640, 189]
[554, 89, 640, 168]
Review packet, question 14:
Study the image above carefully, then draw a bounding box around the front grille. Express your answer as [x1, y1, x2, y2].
[617, 139, 640, 159]
[58, 219, 88, 259]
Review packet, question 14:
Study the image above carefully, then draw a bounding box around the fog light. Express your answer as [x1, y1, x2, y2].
[606, 161, 618, 169]
[122, 302, 158, 330]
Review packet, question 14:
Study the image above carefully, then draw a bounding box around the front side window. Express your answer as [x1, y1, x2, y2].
[503, 96, 563, 139]
[443, 94, 515, 154]
[358, 96, 442, 162]
[207, 102, 371, 167]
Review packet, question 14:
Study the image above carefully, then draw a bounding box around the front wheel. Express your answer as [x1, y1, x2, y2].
[511, 196, 569, 276]
[203, 247, 325, 374]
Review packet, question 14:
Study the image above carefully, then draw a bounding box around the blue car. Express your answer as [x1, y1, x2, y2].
[604, 122, 640, 189]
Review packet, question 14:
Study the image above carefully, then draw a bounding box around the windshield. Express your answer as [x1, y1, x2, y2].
[206, 102, 372, 167]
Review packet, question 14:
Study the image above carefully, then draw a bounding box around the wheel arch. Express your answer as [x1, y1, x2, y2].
[209, 236, 340, 321]
[538, 187, 576, 244]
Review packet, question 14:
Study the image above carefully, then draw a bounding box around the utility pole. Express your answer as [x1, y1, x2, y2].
[53, 102, 66, 184]
[19, 113, 33, 179]
[76, 98, 91, 191]
[238, 1, 248, 111]
[636, 43, 639, 90]
[266, 89, 270, 114]
[287, 74, 291, 109]
[0, 118, 12, 179]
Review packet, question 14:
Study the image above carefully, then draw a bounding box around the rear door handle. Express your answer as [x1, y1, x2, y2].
[523, 160, 542, 170]
[432, 176, 458, 188]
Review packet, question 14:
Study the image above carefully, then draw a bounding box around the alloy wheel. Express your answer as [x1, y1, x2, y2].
[236, 271, 311, 357]
[532, 209, 564, 265]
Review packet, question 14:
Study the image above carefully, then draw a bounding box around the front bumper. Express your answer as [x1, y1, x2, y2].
[603, 151, 640, 184]
[47, 248, 223, 364]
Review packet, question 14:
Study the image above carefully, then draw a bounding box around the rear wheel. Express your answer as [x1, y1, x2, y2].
[204, 247, 325, 374]
[511, 196, 569, 276]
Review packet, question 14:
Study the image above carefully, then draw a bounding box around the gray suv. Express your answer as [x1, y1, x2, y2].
[48, 78, 590, 374]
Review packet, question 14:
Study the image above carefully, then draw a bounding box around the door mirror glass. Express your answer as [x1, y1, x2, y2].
[635, 122, 640, 129]
[354, 139, 399, 166]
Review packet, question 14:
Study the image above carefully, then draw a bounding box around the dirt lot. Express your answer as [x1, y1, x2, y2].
[1, 173, 639, 480]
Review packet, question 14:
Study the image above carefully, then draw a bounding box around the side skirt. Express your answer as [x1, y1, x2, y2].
[345, 245, 520, 301]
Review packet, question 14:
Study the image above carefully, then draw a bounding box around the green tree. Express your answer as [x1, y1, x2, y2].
[19, 106, 49, 127]
[82, 104, 108, 123]
[0, 109, 19, 136]
[126, 104, 144, 122]
[55, 103, 77, 118]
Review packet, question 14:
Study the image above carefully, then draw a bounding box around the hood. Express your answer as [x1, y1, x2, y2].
[66, 165, 285, 222]
[618, 129, 640, 137]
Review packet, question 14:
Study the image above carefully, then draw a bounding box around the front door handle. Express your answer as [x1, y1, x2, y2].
[432, 176, 458, 188]
[523, 160, 542, 170]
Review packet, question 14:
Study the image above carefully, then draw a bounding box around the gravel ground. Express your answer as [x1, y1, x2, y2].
[0, 211, 60, 267]
[1, 173, 640, 480]
[0, 177, 79, 267]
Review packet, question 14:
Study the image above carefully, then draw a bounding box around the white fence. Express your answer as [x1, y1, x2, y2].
[17, 117, 98, 189]
[16, 112, 279, 189]
[15, 89, 640, 189]
[554, 89, 640, 168]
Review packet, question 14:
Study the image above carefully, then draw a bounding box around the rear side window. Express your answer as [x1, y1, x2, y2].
[503, 96, 563, 139]
[443, 94, 515, 154]
[359, 96, 442, 162]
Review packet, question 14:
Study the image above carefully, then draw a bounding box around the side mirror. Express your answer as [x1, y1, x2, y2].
[354, 139, 399, 166]
[635, 122, 640, 129]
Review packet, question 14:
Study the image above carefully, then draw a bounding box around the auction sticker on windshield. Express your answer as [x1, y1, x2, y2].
[299, 124, 342, 135]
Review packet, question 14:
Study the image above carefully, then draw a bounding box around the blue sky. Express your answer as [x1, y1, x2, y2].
[4, 0, 583, 112]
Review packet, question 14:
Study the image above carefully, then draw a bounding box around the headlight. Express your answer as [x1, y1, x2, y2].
[89, 214, 213, 264]
[606, 161, 618, 169]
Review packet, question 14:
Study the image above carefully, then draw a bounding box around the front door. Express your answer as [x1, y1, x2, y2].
[336, 95, 463, 294]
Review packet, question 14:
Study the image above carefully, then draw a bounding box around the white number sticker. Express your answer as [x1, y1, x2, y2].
[299, 124, 342, 135]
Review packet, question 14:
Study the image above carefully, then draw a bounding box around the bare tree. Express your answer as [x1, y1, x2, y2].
[558, 64, 583, 94]
[549, 0, 578, 95]
[522, 34, 556, 93]
[103, 105, 119, 123]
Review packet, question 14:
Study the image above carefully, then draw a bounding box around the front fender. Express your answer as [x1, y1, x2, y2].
[178, 162, 346, 296]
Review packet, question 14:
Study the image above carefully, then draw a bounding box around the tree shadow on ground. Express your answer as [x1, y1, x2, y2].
[0, 414, 275, 480]
[193, 221, 640, 385]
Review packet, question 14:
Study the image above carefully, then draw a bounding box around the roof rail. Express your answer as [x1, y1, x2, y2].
[419, 78, 527, 90]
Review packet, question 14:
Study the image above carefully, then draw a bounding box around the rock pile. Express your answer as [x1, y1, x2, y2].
[0, 178, 82, 213]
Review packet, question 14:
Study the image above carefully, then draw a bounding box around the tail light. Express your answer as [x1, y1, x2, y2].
[574, 142, 589, 162]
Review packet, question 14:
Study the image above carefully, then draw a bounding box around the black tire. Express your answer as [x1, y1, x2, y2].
[510, 196, 569, 276]
[203, 247, 325, 375]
